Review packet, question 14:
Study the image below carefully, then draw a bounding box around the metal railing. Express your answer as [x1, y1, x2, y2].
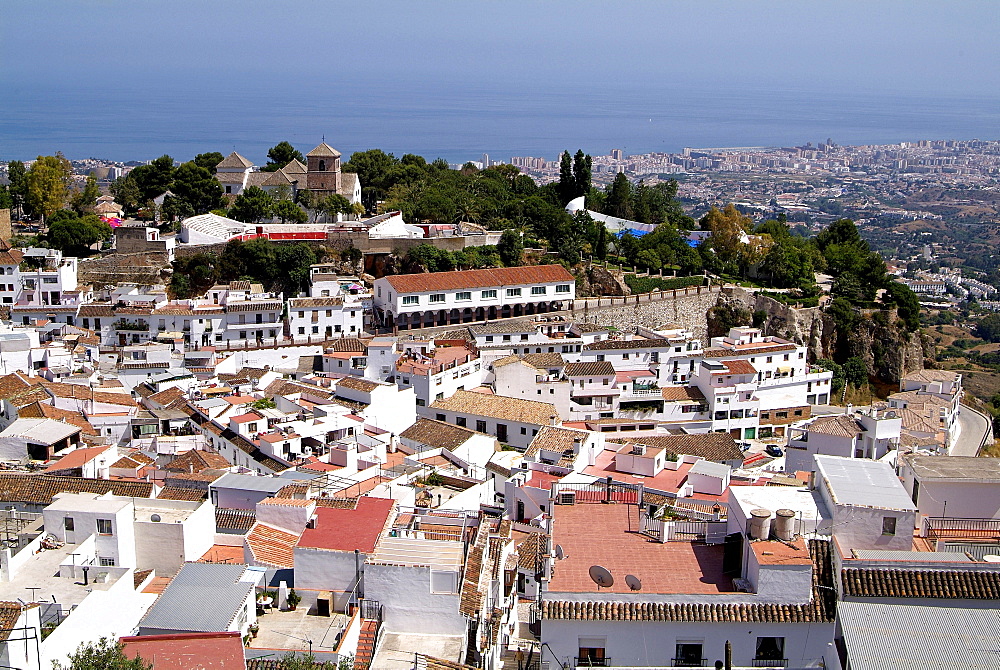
[923, 517, 1000, 541]
[575, 657, 611, 667]
[750, 659, 788, 668]
[670, 658, 707, 667]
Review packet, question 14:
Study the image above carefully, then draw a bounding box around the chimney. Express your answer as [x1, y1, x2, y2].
[550, 415, 558, 427]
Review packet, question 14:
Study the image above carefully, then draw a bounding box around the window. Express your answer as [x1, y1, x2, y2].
[430, 293, 445, 303]
[96, 519, 113, 535]
[64, 517, 74, 531]
[496, 424, 508, 442]
[476, 420, 487, 433]
[520, 427, 527, 435]
[755, 637, 785, 662]
[674, 642, 704, 667]
[402, 295, 419, 305]
[783, 354, 790, 361]
[436, 413, 446, 421]
[882, 516, 897, 536]
[506, 288, 521, 297]
[99, 557, 116, 567]
[481, 290, 497, 299]
[578, 638, 606, 666]
[531, 286, 546, 295]
[502, 335, 511, 342]
[456, 291, 472, 301]
[596, 355, 605, 362]
[485, 336, 493, 343]
[766, 356, 773, 363]
[456, 417, 467, 427]
[556, 284, 571, 293]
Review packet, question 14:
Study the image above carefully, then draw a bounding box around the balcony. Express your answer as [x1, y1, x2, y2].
[575, 658, 610, 667]
[670, 659, 707, 667]
[750, 660, 787, 668]
[113, 319, 149, 332]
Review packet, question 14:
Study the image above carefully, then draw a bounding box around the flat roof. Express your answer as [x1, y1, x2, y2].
[297, 497, 394, 553]
[548, 502, 733, 595]
[815, 455, 916, 511]
[838, 601, 1000, 670]
[728, 486, 829, 535]
[210, 472, 289, 493]
[901, 454, 1000, 483]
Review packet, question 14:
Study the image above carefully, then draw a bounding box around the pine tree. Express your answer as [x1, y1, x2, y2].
[558, 150, 574, 205]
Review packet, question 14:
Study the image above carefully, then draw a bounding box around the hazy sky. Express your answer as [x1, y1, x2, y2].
[3, 1, 998, 95]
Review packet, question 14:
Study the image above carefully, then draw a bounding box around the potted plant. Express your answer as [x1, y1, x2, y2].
[249, 623, 259, 638]
[286, 588, 301, 611]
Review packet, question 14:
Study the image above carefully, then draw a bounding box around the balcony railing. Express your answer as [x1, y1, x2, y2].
[670, 658, 707, 667]
[575, 658, 610, 667]
[751, 660, 788, 668]
[923, 517, 1000, 541]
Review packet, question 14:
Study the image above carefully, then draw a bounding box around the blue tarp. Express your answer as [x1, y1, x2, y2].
[614, 228, 651, 239]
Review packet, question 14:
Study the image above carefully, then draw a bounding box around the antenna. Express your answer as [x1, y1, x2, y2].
[554, 544, 565, 560]
[625, 574, 642, 591]
[588, 565, 614, 591]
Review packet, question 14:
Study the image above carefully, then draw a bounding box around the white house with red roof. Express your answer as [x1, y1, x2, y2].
[373, 265, 575, 331]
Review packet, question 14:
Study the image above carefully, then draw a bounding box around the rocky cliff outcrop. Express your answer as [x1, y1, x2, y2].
[576, 265, 631, 297]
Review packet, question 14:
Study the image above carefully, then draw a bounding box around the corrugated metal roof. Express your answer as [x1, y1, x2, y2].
[838, 601, 1000, 669]
[210, 473, 289, 493]
[139, 563, 255, 633]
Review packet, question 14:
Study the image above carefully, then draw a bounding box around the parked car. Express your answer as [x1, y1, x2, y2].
[765, 445, 784, 457]
[736, 441, 752, 451]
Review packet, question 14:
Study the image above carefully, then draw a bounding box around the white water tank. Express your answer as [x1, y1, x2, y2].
[774, 509, 796, 541]
[749, 508, 772, 541]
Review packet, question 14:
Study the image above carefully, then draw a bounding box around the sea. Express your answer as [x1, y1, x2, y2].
[2, 76, 999, 165]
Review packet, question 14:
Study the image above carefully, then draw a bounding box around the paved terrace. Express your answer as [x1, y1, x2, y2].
[548, 502, 733, 595]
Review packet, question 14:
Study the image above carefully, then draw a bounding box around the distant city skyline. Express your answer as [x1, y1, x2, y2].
[2, 2, 999, 162]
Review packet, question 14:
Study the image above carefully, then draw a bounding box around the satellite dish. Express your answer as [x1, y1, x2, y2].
[589, 565, 614, 590]
[554, 544, 565, 560]
[625, 574, 642, 591]
[150, 514, 161, 522]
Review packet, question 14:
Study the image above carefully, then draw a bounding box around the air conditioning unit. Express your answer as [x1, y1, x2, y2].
[631, 444, 646, 456]
[557, 491, 576, 505]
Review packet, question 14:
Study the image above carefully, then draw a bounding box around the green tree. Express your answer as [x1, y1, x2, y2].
[975, 314, 1000, 343]
[595, 225, 608, 261]
[319, 193, 353, 221]
[0, 185, 12, 210]
[276, 651, 335, 669]
[572, 149, 592, 199]
[48, 214, 112, 255]
[6, 160, 28, 218]
[230, 186, 274, 223]
[26, 153, 73, 222]
[71, 174, 100, 216]
[130, 155, 176, 203]
[274, 199, 308, 223]
[262, 141, 305, 172]
[275, 242, 317, 296]
[171, 161, 223, 214]
[497, 229, 524, 266]
[161, 194, 195, 222]
[193, 151, 225, 173]
[636, 249, 661, 271]
[702, 204, 753, 268]
[816, 358, 845, 394]
[843, 357, 869, 388]
[53, 637, 152, 670]
[110, 174, 141, 215]
[604, 173, 633, 220]
[558, 150, 574, 205]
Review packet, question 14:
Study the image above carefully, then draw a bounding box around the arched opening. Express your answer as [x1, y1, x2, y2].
[449, 309, 461, 325]
[474, 307, 485, 322]
[501, 305, 511, 319]
[525, 303, 536, 315]
[538, 302, 548, 314]
[462, 308, 474, 323]
[396, 313, 408, 330]
[438, 309, 447, 325]
[424, 312, 435, 328]
[487, 306, 498, 320]
[318, 159, 326, 171]
[513, 304, 523, 317]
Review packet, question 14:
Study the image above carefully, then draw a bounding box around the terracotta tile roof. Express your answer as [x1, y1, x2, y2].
[661, 386, 706, 402]
[43, 446, 110, 472]
[0, 474, 153, 505]
[469, 320, 536, 335]
[703, 342, 797, 357]
[216, 507, 256, 532]
[40, 382, 138, 407]
[807, 414, 864, 438]
[246, 522, 298, 568]
[133, 569, 153, 589]
[225, 301, 281, 312]
[516, 531, 546, 572]
[20, 402, 97, 435]
[543, 539, 834, 622]
[164, 449, 231, 473]
[336, 376, 379, 393]
[459, 525, 489, 617]
[0, 602, 32, 642]
[384, 265, 574, 294]
[258, 497, 313, 507]
[430, 389, 559, 427]
[400, 418, 480, 451]
[217, 151, 253, 169]
[0, 248, 24, 266]
[288, 297, 344, 308]
[78, 304, 116, 317]
[526, 425, 585, 458]
[584, 337, 671, 351]
[313, 497, 359, 509]
[146, 386, 186, 407]
[609, 433, 742, 463]
[157, 486, 208, 501]
[718, 360, 757, 375]
[521, 352, 565, 368]
[274, 483, 308, 498]
[563, 361, 615, 377]
[901, 369, 961, 384]
[329, 337, 368, 353]
[842, 567, 1000, 599]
